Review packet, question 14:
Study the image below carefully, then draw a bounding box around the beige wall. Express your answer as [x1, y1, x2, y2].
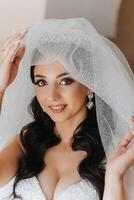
[112, 0, 134, 69]
[0, 0, 47, 46]
[45, 0, 134, 70]
[0, 0, 133, 70]
[46, 0, 121, 38]
[0, 0, 121, 44]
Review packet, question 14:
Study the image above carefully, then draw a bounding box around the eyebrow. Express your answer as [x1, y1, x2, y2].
[34, 72, 70, 79]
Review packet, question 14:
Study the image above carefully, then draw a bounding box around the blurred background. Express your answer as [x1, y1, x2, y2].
[0, 0, 134, 71]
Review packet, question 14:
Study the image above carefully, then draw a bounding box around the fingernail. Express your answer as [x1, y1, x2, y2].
[14, 40, 20, 46]
[7, 32, 18, 38]
[20, 29, 28, 34]
[11, 57, 14, 62]
[129, 117, 134, 122]
[130, 123, 134, 130]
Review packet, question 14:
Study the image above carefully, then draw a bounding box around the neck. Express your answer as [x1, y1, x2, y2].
[54, 107, 87, 145]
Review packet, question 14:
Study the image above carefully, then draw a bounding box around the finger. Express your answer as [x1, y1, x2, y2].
[13, 47, 25, 65]
[16, 46, 25, 58]
[10, 44, 24, 62]
[1, 40, 20, 61]
[2, 33, 19, 49]
[129, 116, 134, 122]
[118, 131, 134, 147]
[2, 30, 27, 51]
[1, 41, 21, 65]
[129, 117, 134, 130]
[124, 144, 134, 163]
[3, 30, 27, 47]
[13, 47, 25, 61]
[2, 34, 26, 54]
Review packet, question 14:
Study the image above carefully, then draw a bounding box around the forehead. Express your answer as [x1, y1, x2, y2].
[34, 59, 69, 75]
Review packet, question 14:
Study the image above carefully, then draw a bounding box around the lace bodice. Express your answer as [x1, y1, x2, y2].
[0, 176, 99, 200]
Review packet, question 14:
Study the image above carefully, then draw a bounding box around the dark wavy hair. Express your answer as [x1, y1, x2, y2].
[11, 66, 106, 200]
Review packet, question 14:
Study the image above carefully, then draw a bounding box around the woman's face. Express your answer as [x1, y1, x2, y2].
[33, 60, 91, 123]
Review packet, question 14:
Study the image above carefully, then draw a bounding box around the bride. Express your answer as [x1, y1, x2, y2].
[0, 18, 134, 200]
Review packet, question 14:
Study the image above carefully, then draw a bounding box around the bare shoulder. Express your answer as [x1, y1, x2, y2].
[0, 134, 25, 188]
[15, 134, 25, 153]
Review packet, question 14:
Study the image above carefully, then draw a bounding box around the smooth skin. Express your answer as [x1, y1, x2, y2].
[0, 31, 26, 186]
[0, 32, 134, 200]
[34, 62, 91, 144]
[34, 62, 91, 199]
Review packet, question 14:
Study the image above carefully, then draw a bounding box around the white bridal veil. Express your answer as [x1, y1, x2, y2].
[0, 18, 134, 199]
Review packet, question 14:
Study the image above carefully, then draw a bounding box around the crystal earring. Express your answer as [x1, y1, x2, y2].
[87, 93, 94, 109]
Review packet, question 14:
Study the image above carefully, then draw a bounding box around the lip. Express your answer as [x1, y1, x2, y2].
[49, 105, 67, 113]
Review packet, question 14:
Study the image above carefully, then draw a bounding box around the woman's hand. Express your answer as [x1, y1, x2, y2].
[105, 117, 134, 181]
[0, 30, 27, 93]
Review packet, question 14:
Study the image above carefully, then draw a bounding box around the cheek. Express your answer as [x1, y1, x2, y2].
[65, 86, 87, 104]
[35, 89, 46, 105]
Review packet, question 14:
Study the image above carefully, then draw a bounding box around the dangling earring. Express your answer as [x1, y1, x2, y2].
[87, 93, 94, 109]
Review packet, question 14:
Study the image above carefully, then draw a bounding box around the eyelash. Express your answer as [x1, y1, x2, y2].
[34, 78, 74, 87]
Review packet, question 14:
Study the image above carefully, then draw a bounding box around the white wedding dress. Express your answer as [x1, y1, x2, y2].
[0, 176, 99, 200]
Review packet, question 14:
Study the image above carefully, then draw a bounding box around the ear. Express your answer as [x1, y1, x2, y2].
[86, 88, 94, 95]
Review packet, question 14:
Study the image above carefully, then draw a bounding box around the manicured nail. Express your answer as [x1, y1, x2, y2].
[14, 40, 21, 46]
[129, 117, 134, 121]
[20, 29, 28, 34]
[11, 57, 14, 62]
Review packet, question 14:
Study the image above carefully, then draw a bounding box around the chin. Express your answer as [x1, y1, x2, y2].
[50, 112, 73, 123]
[50, 115, 69, 123]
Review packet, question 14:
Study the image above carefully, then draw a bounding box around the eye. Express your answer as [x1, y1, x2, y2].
[60, 78, 74, 85]
[34, 79, 46, 87]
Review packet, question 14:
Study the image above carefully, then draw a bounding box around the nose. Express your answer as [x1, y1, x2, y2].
[47, 85, 61, 102]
